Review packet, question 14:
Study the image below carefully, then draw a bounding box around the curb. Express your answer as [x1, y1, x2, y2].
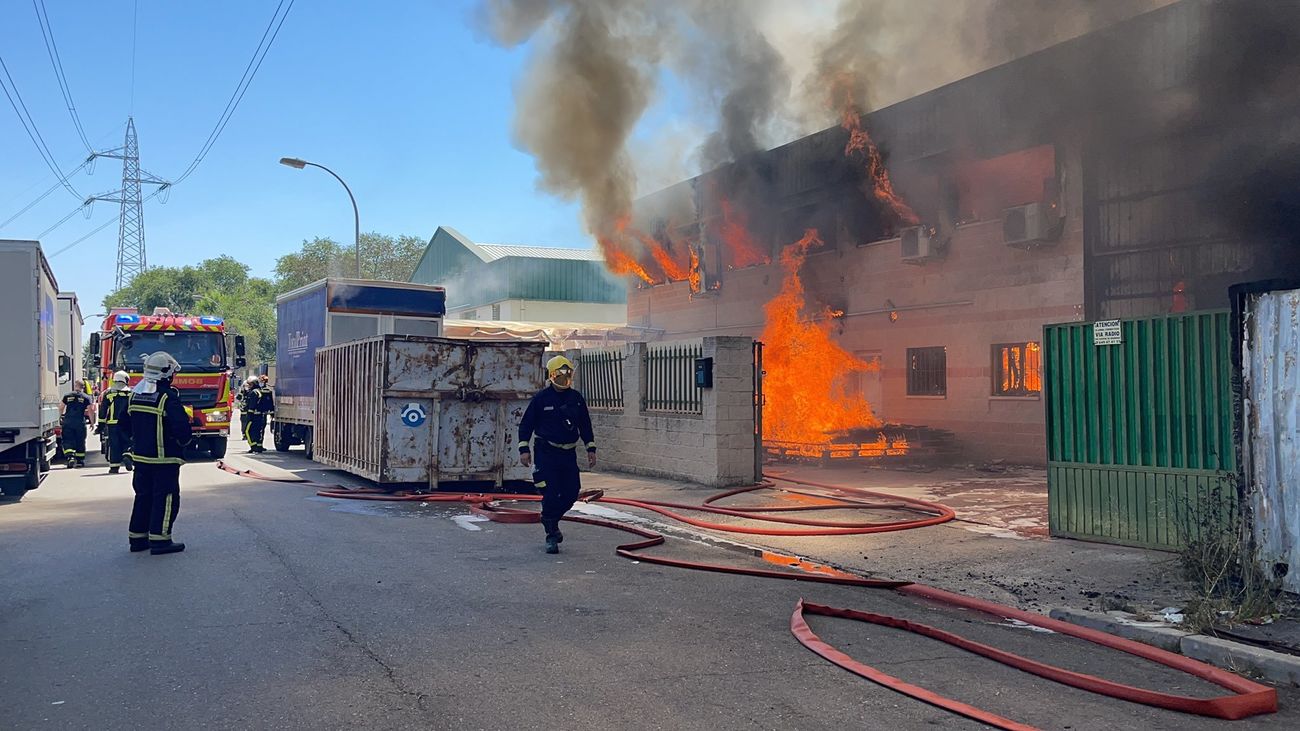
[1050, 607, 1300, 687]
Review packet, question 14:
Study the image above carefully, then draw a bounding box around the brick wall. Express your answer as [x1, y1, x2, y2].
[565, 336, 757, 486]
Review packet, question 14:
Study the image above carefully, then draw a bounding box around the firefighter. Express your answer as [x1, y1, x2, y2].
[243, 377, 273, 453]
[125, 352, 191, 555]
[97, 370, 134, 474]
[518, 356, 596, 554]
[60, 381, 94, 468]
[234, 377, 253, 441]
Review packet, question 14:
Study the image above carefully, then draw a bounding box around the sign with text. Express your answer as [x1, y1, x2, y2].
[1093, 320, 1123, 346]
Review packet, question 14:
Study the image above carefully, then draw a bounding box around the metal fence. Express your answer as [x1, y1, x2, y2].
[1043, 311, 1236, 550]
[577, 348, 625, 411]
[644, 342, 703, 414]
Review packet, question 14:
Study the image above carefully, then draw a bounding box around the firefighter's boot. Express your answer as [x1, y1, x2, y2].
[542, 519, 562, 553]
[109, 466, 120, 474]
[129, 537, 150, 553]
[150, 540, 186, 556]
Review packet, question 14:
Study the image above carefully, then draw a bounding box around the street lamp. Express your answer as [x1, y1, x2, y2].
[279, 156, 361, 278]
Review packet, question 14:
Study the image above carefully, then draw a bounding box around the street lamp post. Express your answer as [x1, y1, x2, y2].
[279, 157, 361, 278]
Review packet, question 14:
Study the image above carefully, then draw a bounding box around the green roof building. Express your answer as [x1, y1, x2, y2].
[410, 226, 627, 324]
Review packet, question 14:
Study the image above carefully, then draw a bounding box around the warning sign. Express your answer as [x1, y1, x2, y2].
[1093, 320, 1123, 346]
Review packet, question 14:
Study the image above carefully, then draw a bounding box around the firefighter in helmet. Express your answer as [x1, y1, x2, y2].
[59, 380, 94, 468]
[97, 370, 134, 474]
[242, 376, 274, 453]
[518, 355, 596, 554]
[125, 352, 192, 555]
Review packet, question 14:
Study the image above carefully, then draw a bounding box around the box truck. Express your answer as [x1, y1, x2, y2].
[0, 240, 65, 498]
[272, 279, 446, 458]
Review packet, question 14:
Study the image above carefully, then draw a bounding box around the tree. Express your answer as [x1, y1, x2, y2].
[102, 255, 278, 364]
[100, 232, 430, 367]
[273, 233, 427, 292]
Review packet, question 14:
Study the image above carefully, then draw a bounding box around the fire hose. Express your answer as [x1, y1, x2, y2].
[216, 462, 1278, 728]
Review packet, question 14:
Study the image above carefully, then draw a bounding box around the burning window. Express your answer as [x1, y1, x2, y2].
[906, 347, 946, 397]
[992, 342, 1042, 397]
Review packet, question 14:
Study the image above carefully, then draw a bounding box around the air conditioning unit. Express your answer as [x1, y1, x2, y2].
[899, 225, 938, 264]
[1002, 202, 1060, 248]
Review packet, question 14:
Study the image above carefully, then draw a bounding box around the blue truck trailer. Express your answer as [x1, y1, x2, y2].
[271, 278, 446, 457]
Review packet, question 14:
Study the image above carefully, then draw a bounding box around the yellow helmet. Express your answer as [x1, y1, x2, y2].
[546, 355, 574, 376]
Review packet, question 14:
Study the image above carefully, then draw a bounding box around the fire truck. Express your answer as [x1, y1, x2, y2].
[90, 307, 247, 459]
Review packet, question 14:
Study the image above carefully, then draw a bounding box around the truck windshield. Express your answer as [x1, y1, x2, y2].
[115, 331, 225, 373]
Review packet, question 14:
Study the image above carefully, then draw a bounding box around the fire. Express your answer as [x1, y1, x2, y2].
[760, 229, 880, 444]
[834, 79, 919, 227]
[718, 199, 771, 268]
[634, 227, 689, 282]
[687, 246, 702, 294]
[596, 217, 657, 285]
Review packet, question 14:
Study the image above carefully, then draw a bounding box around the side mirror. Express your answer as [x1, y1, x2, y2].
[234, 335, 246, 358]
[57, 353, 71, 382]
[88, 333, 101, 366]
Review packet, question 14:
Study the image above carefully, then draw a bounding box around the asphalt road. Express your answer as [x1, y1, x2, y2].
[2, 439, 1297, 730]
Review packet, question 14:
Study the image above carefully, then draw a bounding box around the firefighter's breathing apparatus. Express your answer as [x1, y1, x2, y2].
[215, 460, 1277, 729]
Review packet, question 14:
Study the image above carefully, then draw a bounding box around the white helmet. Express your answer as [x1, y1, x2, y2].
[112, 370, 130, 386]
[141, 352, 181, 382]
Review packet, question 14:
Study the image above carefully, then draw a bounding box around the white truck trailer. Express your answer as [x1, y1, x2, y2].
[0, 240, 66, 498]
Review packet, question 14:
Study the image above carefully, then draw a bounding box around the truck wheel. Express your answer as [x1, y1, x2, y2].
[304, 429, 314, 461]
[24, 463, 40, 491]
[208, 437, 228, 460]
[274, 428, 292, 452]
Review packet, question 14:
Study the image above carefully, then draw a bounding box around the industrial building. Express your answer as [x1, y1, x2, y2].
[410, 226, 627, 324]
[625, 0, 1299, 465]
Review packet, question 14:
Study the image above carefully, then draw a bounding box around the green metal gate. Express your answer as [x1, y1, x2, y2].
[1044, 311, 1236, 550]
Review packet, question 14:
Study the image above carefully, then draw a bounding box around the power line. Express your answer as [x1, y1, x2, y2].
[0, 53, 83, 199]
[173, 0, 295, 185]
[32, 0, 93, 153]
[36, 201, 89, 240]
[48, 186, 164, 259]
[0, 157, 91, 231]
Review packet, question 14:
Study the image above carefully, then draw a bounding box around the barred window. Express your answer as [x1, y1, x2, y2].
[992, 342, 1042, 396]
[906, 347, 946, 396]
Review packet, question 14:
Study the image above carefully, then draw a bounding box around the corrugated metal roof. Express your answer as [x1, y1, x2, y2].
[476, 244, 604, 262]
[410, 226, 626, 307]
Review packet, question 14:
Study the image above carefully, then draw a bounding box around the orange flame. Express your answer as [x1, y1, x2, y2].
[760, 229, 880, 444]
[834, 80, 919, 227]
[596, 216, 657, 285]
[718, 199, 771, 268]
[635, 228, 689, 282]
[687, 246, 702, 294]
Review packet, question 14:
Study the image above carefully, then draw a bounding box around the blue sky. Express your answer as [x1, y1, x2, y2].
[0, 0, 605, 318]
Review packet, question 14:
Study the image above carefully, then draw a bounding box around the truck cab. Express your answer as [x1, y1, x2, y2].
[90, 307, 245, 459]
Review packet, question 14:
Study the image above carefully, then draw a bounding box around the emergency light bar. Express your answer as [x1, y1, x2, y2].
[199, 316, 223, 326]
[115, 314, 141, 324]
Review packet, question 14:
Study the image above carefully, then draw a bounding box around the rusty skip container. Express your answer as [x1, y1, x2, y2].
[313, 334, 545, 486]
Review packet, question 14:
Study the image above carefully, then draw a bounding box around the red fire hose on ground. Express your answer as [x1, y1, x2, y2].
[216, 462, 1278, 729]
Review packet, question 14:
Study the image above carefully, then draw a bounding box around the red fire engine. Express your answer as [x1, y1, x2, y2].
[90, 307, 246, 459]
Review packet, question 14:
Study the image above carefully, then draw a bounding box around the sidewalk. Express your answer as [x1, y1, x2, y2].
[584, 463, 1191, 614]
[581, 462, 1300, 686]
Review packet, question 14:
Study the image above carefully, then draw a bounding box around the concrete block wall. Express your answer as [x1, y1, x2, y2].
[566, 336, 757, 487]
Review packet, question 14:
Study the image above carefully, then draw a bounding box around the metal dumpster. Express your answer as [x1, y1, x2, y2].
[313, 335, 545, 486]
